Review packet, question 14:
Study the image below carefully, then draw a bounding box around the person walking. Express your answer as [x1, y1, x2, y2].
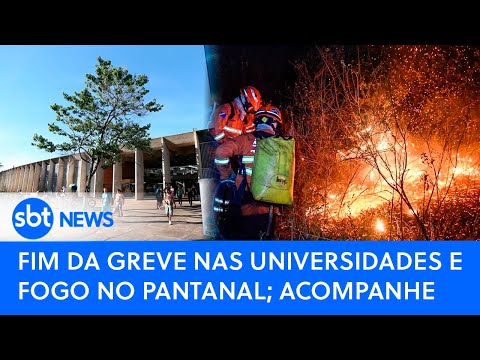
[187, 185, 196, 207]
[163, 185, 175, 225]
[154, 185, 163, 209]
[176, 185, 184, 206]
[113, 188, 125, 217]
[101, 187, 112, 212]
[164, 184, 176, 208]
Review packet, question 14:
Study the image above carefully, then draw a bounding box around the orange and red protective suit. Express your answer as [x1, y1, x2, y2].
[214, 132, 275, 240]
[208, 100, 255, 143]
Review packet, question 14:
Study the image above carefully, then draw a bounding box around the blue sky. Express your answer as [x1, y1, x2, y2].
[0, 45, 209, 170]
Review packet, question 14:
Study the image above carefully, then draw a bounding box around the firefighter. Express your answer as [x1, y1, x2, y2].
[208, 86, 262, 143]
[213, 103, 282, 240]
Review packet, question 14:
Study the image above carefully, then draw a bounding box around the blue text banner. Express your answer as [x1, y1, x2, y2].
[0, 241, 478, 315]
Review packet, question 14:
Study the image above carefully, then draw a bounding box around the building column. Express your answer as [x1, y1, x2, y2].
[10, 168, 16, 192]
[5, 171, 9, 191]
[161, 138, 171, 188]
[32, 162, 41, 192]
[135, 149, 144, 200]
[12, 168, 19, 192]
[47, 160, 54, 192]
[2, 171, 8, 191]
[11, 168, 16, 192]
[113, 161, 122, 194]
[12, 169, 18, 191]
[17, 167, 25, 192]
[94, 159, 104, 198]
[38, 161, 47, 192]
[2, 172, 7, 190]
[67, 156, 75, 188]
[78, 158, 87, 193]
[4, 171, 9, 191]
[1, 172, 6, 191]
[5, 170, 11, 192]
[6, 169, 13, 192]
[4, 170, 10, 191]
[3, 172, 7, 190]
[3, 171, 7, 191]
[193, 129, 203, 181]
[11, 169, 17, 191]
[2, 172, 6, 190]
[16, 167, 23, 192]
[20, 168, 25, 192]
[55, 158, 65, 192]
[11, 168, 17, 191]
[26, 164, 35, 192]
[21, 165, 29, 192]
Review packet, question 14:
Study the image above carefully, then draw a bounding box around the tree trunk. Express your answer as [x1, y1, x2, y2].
[85, 158, 100, 193]
[413, 212, 430, 240]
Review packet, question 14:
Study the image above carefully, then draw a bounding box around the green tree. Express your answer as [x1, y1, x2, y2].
[32, 56, 163, 192]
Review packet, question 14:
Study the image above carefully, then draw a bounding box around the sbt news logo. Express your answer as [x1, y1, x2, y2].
[12, 197, 114, 240]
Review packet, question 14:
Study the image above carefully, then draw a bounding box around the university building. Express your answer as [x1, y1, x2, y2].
[0, 129, 215, 200]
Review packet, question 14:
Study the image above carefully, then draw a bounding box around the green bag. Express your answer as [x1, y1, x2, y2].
[250, 136, 295, 205]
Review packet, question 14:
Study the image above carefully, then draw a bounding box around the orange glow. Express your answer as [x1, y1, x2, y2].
[375, 219, 386, 233]
[305, 131, 480, 220]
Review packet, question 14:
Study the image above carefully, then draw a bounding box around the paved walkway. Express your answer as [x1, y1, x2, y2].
[0, 194, 207, 241]
[82, 198, 206, 241]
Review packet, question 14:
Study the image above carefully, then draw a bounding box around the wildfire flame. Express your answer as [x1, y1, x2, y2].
[375, 219, 386, 233]
[289, 45, 480, 240]
[305, 129, 480, 220]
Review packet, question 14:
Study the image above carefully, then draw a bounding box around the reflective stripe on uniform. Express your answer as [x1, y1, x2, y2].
[214, 132, 225, 141]
[245, 167, 253, 176]
[213, 206, 225, 212]
[214, 197, 230, 205]
[214, 158, 230, 165]
[242, 156, 255, 163]
[223, 126, 242, 135]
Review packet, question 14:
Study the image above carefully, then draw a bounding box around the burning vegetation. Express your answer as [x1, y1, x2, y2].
[276, 45, 480, 240]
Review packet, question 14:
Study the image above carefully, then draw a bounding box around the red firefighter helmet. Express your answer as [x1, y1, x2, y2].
[240, 86, 262, 113]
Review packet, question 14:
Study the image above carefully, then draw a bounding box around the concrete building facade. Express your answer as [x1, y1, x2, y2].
[0, 129, 215, 200]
